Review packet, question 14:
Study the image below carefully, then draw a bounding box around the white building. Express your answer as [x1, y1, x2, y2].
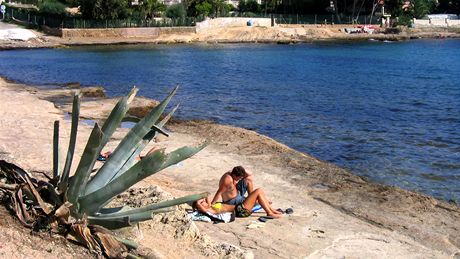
[162, 0, 182, 6]
[226, 0, 262, 8]
[427, 14, 458, 20]
[132, 0, 181, 7]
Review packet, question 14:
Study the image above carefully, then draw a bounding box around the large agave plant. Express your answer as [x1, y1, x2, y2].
[0, 87, 208, 257]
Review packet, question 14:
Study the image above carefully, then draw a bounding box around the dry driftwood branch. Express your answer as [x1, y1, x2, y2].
[0, 182, 17, 190]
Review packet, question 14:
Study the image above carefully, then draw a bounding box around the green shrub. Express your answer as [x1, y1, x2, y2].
[79, 0, 130, 20]
[238, 0, 260, 13]
[195, 1, 212, 17]
[397, 14, 413, 26]
[39, 0, 68, 16]
[166, 3, 186, 19]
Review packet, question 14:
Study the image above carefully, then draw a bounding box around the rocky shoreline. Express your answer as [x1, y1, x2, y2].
[0, 77, 459, 258]
[1, 21, 460, 50]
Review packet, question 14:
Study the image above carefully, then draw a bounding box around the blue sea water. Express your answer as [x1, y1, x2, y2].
[0, 39, 459, 203]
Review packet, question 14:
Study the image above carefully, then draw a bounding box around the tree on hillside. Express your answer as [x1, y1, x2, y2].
[212, 0, 233, 17]
[166, 3, 187, 18]
[79, 0, 130, 19]
[131, 0, 166, 19]
[184, 0, 230, 18]
[413, 0, 436, 18]
[195, 1, 213, 16]
[238, 0, 261, 13]
[59, 0, 80, 7]
[389, 0, 436, 24]
[435, 0, 460, 13]
[39, 0, 68, 17]
[261, 0, 278, 14]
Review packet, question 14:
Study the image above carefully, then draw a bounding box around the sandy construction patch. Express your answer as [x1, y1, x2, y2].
[0, 28, 37, 41]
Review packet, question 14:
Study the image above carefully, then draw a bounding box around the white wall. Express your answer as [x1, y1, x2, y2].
[448, 20, 460, 26]
[413, 18, 460, 27]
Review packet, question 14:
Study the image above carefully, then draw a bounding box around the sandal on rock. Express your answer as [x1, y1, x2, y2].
[258, 216, 275, 222]
[97, 154, 106, 161]
[285, 208, 294, 214]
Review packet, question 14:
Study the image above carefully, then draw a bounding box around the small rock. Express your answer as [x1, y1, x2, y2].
[62, 82, 81, 89]
[80, 87, 106, 98]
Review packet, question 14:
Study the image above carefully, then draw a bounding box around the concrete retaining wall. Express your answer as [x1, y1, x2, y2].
[196, 17, 272, 31]
[413, 18, 460, 27]
[61, 27, 196, 38]
[448, 20, 460, 26]
[42, 25, 63, 37]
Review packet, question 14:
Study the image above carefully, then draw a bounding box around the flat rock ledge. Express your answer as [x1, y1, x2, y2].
[0, 77, 459, 258]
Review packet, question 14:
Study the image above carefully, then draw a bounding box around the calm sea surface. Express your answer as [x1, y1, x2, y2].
[0, 40, 459, 203]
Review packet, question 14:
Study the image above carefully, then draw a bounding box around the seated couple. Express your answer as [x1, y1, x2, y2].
[194, 166, 283, 219]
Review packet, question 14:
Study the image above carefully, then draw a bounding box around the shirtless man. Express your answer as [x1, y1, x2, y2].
[211, 166, 282, 217]
[211, 166, 254, 206]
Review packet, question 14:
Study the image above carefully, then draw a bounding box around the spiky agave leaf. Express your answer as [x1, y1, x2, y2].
[67, 88, 138, 208]
[87, 192, 208, 228]
[110, 124, 169, 183]
[53, 120, 60, 180]
[58, 93, 81, 193]
[96, 192, 208, 219]
[85, 86, 179, 195]
[66, 123, 103, 209]
[88, 207, 173, 229]
[100, 87, 138, 141]
[78, 141, 207, 214]
[114, 237, 139, 250]
[116, 104, 180, 178]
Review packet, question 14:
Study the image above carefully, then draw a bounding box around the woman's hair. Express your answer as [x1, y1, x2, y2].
[192, 200, 198, 211]
[231, 166, 246, 177]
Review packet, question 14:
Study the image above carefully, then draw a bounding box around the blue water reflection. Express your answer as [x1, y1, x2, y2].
[0, 39, 459, 202]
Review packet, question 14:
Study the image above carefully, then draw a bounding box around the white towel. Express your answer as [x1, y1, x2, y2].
[205, 211, 233, 223]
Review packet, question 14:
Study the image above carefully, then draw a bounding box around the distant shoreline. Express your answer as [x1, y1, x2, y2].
[1, 23, 459, 50]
